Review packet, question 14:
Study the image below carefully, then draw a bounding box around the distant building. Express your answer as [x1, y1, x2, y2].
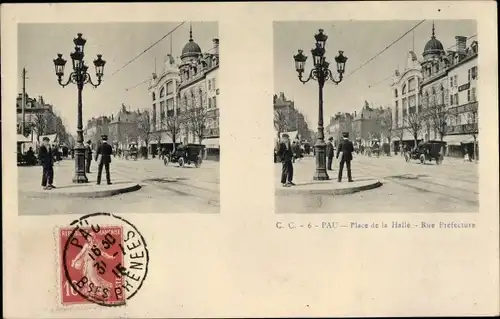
[107, 104, 142, 150]
[84, 115, 111, 149]
[327, 112, 354, 147]
[273, 92, 311, 141]
[16, 93, 62, 143]
[351, 102, 391, 147]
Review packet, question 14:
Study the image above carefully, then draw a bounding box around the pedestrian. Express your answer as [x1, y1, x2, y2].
[38, 137, 56, 190]
[277, 133, 295, 187]
[336, 132, 354, 183]
[84, 140, 92, 173]
[326, 136, 334, 171]
[95, 135, 113, 185]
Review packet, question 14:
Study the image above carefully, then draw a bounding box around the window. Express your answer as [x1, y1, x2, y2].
[454, 93, 459, 106]
[160, 101, 165, 121]
[166, 98, 174, 111]
[468, 69, 471, 82]
[402, 84, 407, 95]
[212, 78, 216, 90]
[408, 95, 416, 108]
[449, 77, 453, 88]
[408, 78, 416, 92]
[152, 92, 156, 101]
[208, 80, 211, 90]
[450, 94, 454, 106]
[213, 97, 217, 108]
[471, 87, 477, 102]
[208, 98, 212, 108]
[394, 89, 398, 98]
[467, 89, 471, 102]
[160, 87, 165, 98]
[166, 81, 174, 95]
[395, 103, 399, 128]
[471, 66, 477, 80]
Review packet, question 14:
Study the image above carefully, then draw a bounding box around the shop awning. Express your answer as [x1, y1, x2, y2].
[443, 134, 476, 145]
[202, 138, 220, 149]
[40, 134, 58, 143]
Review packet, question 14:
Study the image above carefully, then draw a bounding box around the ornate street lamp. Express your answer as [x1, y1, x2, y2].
[293, 29, 347, 180]
[53, 33, 106, 183]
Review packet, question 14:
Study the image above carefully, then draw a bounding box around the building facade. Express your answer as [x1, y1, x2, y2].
[389, 23, 478, 157]
[327, 112, 354, 147]
[148, 54, 181, 154]
[351, 102, 391, 147]
[84, 116, 111, 149]
[107, 104, 142, 150]
[273, 92, 311, 142]
[16, 93, 63, 143]
[390, 51, 424, 150]
[177, 26, 220, 156]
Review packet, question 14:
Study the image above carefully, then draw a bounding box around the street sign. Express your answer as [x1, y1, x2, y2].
[458, 82, 470, 92]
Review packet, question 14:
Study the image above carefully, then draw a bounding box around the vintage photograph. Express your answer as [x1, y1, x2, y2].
[274, 20, 479, 213]
[17, 21, 220, 215]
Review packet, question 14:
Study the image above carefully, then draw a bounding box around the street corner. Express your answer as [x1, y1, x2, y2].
[275, 178, 383, 196]
[23, 182, 142, 199]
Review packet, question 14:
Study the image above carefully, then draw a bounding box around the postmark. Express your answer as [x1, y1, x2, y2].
[60, 213, 149, 307]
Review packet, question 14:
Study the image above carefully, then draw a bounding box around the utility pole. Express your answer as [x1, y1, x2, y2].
[21, 68, 28, 135]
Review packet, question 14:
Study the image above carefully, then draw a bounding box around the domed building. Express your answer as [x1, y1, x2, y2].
[177, 24, 220, 160]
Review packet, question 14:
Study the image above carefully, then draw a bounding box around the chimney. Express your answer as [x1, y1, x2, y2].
[455, 36, 467, 56]
[212, 38, 219, 55]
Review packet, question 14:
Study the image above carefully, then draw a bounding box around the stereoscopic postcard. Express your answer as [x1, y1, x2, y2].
[2, 2, 498, 318]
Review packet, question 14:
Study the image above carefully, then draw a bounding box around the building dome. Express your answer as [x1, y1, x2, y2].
[423, 23, 444, 59]
[181, 25, 202, 60]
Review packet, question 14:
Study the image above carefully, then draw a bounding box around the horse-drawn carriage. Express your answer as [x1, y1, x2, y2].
[125, 143, 139, 160]
[405, 141, 446, 165]
[366, 140, 380, 157]
[164, 144, 205, 168]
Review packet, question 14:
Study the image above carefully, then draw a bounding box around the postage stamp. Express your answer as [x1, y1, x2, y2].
[58, 213, 149, 307]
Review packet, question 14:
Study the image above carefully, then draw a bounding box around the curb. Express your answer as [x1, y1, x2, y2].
[23, 183, 142, 199]
[276, 180, 383, 196]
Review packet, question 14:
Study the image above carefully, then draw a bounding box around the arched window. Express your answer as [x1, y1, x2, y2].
[159, 87, 165, 98]
[402, 84, 407, 95]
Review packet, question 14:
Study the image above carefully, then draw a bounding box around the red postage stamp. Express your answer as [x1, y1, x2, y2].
[59, 225, 125, 306]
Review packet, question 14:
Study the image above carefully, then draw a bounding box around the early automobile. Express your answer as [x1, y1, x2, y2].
[164, 143, 205, 168]
[405, 141, 446, 165]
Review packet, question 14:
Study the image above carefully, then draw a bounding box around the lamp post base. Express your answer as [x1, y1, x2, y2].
[72, 144, 88, 184]
[313, 141, 329, 181]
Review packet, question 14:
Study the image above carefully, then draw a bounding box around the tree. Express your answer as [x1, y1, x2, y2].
[54, 115, 69, 145]
[404, 107, 425, 147]
[162, 113, 182, 152]
[379, 109, 393, 155]
[185, 106, 209, 144]
[426, 90, 451, 141]
[274, 108, 289, 139]
[137, 110, 153, 158]
[32, 112, 48, 142]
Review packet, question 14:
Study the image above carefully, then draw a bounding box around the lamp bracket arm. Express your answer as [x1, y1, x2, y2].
[84, 73, 102, 88]
[298, 68, 315, 84]
[58, 72, 76, 88]
[326, 69, 343, 85]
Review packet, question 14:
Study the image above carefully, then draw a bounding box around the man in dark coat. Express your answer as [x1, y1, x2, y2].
[336, 132, 354, 183]
[84, 140, 92, 173]
[326, 136, 334, 171]
[38, 137, 55, 190]
[277, 133, 295, 187]
[95, 135, 113, 185]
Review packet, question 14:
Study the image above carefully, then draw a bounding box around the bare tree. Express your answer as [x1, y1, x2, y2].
[274, 108, 289, 139]
[32, 112, 48, 142]
[404, 107, 425, 147]
[162, 113, 182, 152]
[426, 90, 451, 141]
[54, 115, 69, 145]
[137, 110, 153, 158]
[379, 109, 393, 155]
[185, 106, 209, 144]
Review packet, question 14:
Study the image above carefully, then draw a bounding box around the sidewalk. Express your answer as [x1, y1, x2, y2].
[356, 153, 479, 167]
[275, 157, 382, 196]
[18, 160, 141, 198]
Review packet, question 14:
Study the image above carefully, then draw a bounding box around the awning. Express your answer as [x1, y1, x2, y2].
[275, 130, 299, 140]
[202, 138, 220, 149]
[443, 134, 476, 145]
[40, 134, 58, 143]
[17, 134, 31, 143]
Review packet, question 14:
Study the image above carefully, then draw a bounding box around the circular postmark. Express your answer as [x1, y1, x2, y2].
[62, 212, 149, 307]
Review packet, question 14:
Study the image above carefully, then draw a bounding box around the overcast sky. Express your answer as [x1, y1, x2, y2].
[274, 20, 476, 126]
[18, 22, 218, 132]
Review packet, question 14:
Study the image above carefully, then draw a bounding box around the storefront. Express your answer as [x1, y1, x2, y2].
[202, 138, 220, 161]
[443, 134, 478, 159]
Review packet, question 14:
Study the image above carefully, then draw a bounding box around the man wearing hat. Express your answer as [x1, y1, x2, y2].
[84, 140, 93, 173]
[336, 132, 354, 183]
[326, 136, 335, 171]
[38, 136, 56, 190]
[95, 135, 113, 185]
[277, 133, 295, 187]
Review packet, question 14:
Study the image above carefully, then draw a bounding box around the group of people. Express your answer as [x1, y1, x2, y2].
[39, 135, 113, 190]
[276, 132, 354, 187]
